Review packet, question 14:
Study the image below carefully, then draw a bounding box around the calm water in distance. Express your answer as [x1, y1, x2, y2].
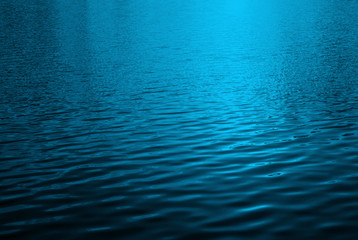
[1, 0, 358, 239]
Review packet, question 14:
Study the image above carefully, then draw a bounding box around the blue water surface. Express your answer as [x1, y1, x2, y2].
[1, 0, 358, 239]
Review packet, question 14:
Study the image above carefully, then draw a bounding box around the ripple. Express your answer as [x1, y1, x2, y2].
[2, 0, 358, 239]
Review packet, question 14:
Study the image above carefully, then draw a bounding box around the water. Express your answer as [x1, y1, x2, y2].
[1, 0, 358, 239]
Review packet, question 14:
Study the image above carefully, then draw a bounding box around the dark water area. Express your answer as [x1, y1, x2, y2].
[1, 0, 358, 239]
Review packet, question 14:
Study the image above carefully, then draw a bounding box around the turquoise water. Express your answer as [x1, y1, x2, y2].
[1, 0, 358, 239]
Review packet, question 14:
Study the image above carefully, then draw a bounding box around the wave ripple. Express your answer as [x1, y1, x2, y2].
[1, 0, 358, 239]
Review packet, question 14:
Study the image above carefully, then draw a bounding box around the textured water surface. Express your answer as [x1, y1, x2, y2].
[1, 0, 358, 239]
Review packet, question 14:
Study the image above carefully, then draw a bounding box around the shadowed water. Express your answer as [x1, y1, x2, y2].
[1, 0, 358, 239]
